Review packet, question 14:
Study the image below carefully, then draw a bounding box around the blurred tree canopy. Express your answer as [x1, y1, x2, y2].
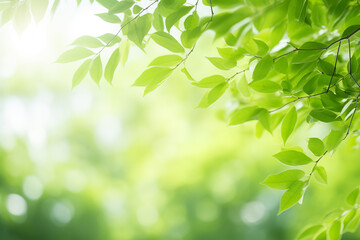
[2, 0, 360, 239]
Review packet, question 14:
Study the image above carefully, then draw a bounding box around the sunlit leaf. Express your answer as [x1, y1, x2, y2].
[152, 31, 184, 53]
[72, 59, 91, 88]
[133, 67, 173, 87]
[148, 55, 183, 67]
[192, 75, 226, 88]
[314, 166, 327, 184]
[56, 47, 94, 63]
[252, 55, 273, 81]
[279, 180, 305, 214]
[308, 138, 325, 156]
[274, 150, 313, 166]
[347, 187, 360, 206]
[263, 170, 305, 190]
[327, 220, 342, 240]
[281, 106, 297, 144]
[71, 36, 104, 48]
[90, 56, 102, 85]
[104, 48, 120, 84]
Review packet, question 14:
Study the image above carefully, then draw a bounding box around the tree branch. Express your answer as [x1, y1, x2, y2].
[94, 0, 159, 57]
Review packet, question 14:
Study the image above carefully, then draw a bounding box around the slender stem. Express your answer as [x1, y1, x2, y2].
[174, 0, 214, 70]
[94, 0, 159, 57]
[226, 70, 247, 83]
[273, 27, 360, 62]
[344, 94, 360, 139]
[326, 41, 341, 92]
[307, 151, 328, 185]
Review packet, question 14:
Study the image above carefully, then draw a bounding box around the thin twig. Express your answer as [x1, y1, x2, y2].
[94, 0, 159, 57]
[344, 94, 360, 139]
[307, 151, 328, 185]
[326, 42, 341, 92]
[273, 27, 360, 62]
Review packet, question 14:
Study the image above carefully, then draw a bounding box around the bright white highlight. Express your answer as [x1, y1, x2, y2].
[6, 194, 27, 216]
[23, 176, 43, 200]
[241, 201, 266, 224]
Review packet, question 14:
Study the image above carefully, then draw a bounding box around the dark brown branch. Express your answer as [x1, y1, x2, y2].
[344, 94, 360, 139]
[348, 39, 360, 88]
[326, 42, 341, 92]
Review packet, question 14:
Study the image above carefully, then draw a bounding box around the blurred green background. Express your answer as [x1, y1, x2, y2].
[1, 2, 360, 240]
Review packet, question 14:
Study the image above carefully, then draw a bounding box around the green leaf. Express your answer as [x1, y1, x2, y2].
[165, 5, 193, 31]
[89, 56, 102, 85]
[274, 150, 313, 166]
[296, 225, 324, 240]
[347, 187, 360, 206]
[153, 9, 164, 32]
[345, 209, 360, 232]
[192, 75, 226, 88]
[72, 59, 91, 88]
[327, 220, 342, 240]
[109, 0, 134, 14]
[252, 55, 273, 81]
[30, 0, 49, 22]
[181, 67, 194, 81]
[207, 82, 228, 106]
[314, 230, 327, 240]
[184, 11, 199, 30]
[308, 138, 325, 156]
[292, 42, 326, 64]
[309, 109, 341, 123]
[324, 127, 346, 151]
[314, 166, 327, 184]
[56, 47, 94, 63]
[71, 35, 104, 48]
[127, 13, 152, 49]
[133, 67, 173, 87]
[181, 27, 201, 48]
[98, 33, 121, 46]
[281, 107, 297, 144]
[148, 55, 183, 67]
[249, 80, 281, 93]
[253, 39, 269, 56]
[143, 68, 174, 95]
[217, 47, 243, 61]
[151, 31, 185, 53]
[279, 180, 305, 214]
[318, 59, 334, 75]
[14, 1, 31, 34]
[344, 209, 357, 231]
[104, 48, 120, 84]
[96, 13, 121, 23]
[206, 57, 236, 70]
[120, 39, 130, 66]
[96, 0, 118, 9]
[342, 25, 360, 38]
[274, 58, 288, 74]
[262, 170, 305, 190]
[229, 106, 263, 126]
[258, 109, 271, 133]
